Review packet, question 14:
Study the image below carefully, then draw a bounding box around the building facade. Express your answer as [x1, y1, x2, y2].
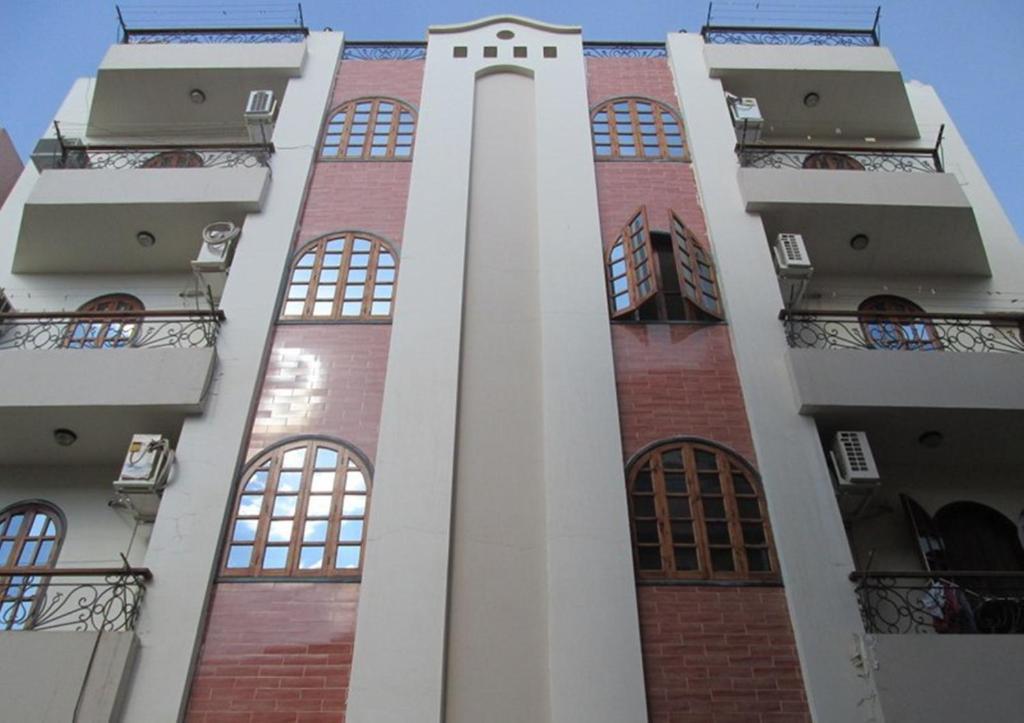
[0, 12, 1022, 723]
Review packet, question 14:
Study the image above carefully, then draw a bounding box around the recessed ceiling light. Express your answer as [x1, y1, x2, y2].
[189, 88, 206, 104]
[850, 234, 870, 251]
[803, 92, 820, 108]
[53, 428, 78, 447]
[918, 430, 943, 448]
[136, 231, 156, 247]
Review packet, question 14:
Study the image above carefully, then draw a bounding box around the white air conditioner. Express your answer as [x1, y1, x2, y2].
[244, 90, 277, 144]
[728, 95, 763, 144]
[773, 233, 813, 279]
[112, 434, 174, 522]
[830, 431, 880, 490]
[192, 221, 241, 273]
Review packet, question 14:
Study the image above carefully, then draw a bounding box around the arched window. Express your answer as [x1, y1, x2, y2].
[281, 233, 397, 320]
[141, 150, 204, 168]
[858, 295, 939, 350]
[66, 293, 144, 348]
[606, 207, 722, 321]
[802, 152, 864, 171]
[0, 501, 65, 630]
[222, 438, 371, 578]
[627, 439, 775, 580]
[591, 98, 686, 160]
[320, 98, 416, 160]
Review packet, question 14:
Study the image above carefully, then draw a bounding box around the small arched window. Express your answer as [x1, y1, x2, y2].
[141, 150, 204, 168]
[858, 295, 939, 350]
[606, 207, 722, 321]
[320, 98, 416, 160]
[627, 439, 775, 581]
[0, 501, 65, 630]
[591, 98, 686, 160]
[222, 438, 371, 578]
[282, 233, 397, 320]
[802, 152, 864, 171]
[66, 293, 144, 348]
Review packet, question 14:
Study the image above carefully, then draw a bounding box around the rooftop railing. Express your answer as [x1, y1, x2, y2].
[0, 310, 225, 351]
[342, 41, 427, 61]
[781, 310, 1024, 354]
[701, 3, 880, 47]
[0, 567, 151, 632]
[852, 571, 1024, 634]
[116, 3, 307, 44]
[48, 143, 272, 171]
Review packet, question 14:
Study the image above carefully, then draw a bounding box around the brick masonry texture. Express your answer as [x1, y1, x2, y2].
[188, 59, 422, 719]
[589, 58, 810, 720]
[638, 587, 810, 723]
[185, 583, 358, 722]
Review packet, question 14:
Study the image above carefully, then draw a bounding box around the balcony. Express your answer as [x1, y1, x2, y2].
[782, 309, 1024, 413]
[739, 142, 988, 276]
[15, 144, 269, 273]
[0, 309, 221, 464]
[0, 566, 148, 720]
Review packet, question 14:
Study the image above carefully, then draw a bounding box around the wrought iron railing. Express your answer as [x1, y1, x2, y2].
[122, 27, 308, 44]
[701, 4, 880, 47]
[583, 42, 668, 58]
[0, 567, 151, 632]
[343, 41, 426, 60]
[116, 3, 307, 44]
[780, 310, 1024, 354]
[738, 144, 942, 173]
[50, 144, 272, 171]
[0, 310, 225, 351]
[852, 571, 1024, 634]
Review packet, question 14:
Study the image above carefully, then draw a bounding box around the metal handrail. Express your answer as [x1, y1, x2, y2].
[1, 310, 226, 321]
[0, 567, 153, 580]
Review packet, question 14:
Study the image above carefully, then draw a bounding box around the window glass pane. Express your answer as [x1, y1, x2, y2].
[315, 447, 338, 468]
[732, 473, 754, 495]
[346, 471, 367, 492]
[311, 471, 335, 492]
[671, 520, 694, 543]
[337, 546, 361, 569]
[322, 253, 342, 268]
[273, 496, 297, 518]
[304, 521, 328, 542]
[282, 448, 306, 469]
[635, 520, 659, 544]
[703, 498, 726, 518]
[632, 496, 655, 517]
[297, 253, 316, 268]
[308, 495, 332, 517]
[238, 495, 263, 516]
[320, 269, 340, 283]
[226, 545, 252, 568]
[321, 146, 339, 158]
[698, 472, 721, 494]
[353, 238, 372, 252]
[664, 473, 686, 493]
[637, 547, 662, 570]
[342, 302, 363, 316]
[746, 547, 771, 572]
[350, 254, 369, 268]
[315, 285, 336, 301]
[695, 450, 717, 469]
[742, 523, 766, 545]
[371, 301, 391, 315]
[395, 146, 412, 157]
[268, 520, 293, 542]
[284, 301, 305, 316]
[0, 541, 13, 565]
[347, 268, 367, 283]
[668, 497, 691, 519]
[633, 469, 652, 492]
[313, 301, 334, 316]
[661, 449, 683, 467]
[710, 548, 735, 571]
[706, 521, 730, 545]
[300, 546, 324, 570]
[29, 515, 47, 536]
[262, 547, 288, 569]
[288, 284, 308, 300]
[737, 498, 762, 519]
[35, 540, 54, 564]
[376, 268, 395, 283]
[17, 541, 38, 565]
[336, 493, 365, 518]
[340, 520, 364, 542]
[278, 471, 302, 492]
[233, 520, 258, 542]
[674, 547, 698, 570]
[344, 285, 365, 300]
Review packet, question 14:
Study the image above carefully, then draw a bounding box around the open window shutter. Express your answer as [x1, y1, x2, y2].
[606, 206, 658, 318]
[900, 494, 947, 572]
[669, 211, 723, 320]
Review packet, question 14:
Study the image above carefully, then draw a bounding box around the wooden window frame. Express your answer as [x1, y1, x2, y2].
[221, 438, 372, 579]
[65, 293, 145, 348]
[281, 233, 398, 322]
[858, 295, 941, 351]
[627, 440, 778, 582]
[669, 211, 724, 321]
[0, 501, 65, 630]
[319, 97, 417, 161]
[607, 207, 659, 318]
[591, 97, 688, 161]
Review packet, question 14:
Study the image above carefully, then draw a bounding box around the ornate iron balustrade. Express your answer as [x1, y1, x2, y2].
[583, 42, 668, 58]
[738, 145, 942, 173]
[780, 310, 1024, 354]
[51, 145, 272, 171]
[702, 25, 878, 47]
[0, 567, 151, 632]
[122, 27, 308, 44]
[343, 42, 427, 60]
[0, 310, 225, 351]
[852, 572, 1024, 634]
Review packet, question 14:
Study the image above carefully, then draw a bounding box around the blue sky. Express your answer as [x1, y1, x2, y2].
[1, 1, 1022, 236]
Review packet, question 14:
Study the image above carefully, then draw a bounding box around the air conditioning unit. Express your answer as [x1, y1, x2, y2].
[192, 221, 241, 273]
[727, 95, 763, 144]
[244, 90, 277, 144]
[112, 434, 174, 522]
[773, 233, 813, 279]
[830, 431, 880, 490]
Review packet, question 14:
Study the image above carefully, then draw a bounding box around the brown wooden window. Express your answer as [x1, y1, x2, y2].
[591, 98, 686, 160]
[802, 152, 864, 171]
[282, 233, 397, 321]
[0, 501, 64, 630]
[141, 150, 204, 168]
[66, 293, 144, 348]
[320, 98, 416, 160]
[858, 295, 940, 350]
[222, 438, 371, 578]
[607, 207, 723, 322]
[628, 440, 776, 581]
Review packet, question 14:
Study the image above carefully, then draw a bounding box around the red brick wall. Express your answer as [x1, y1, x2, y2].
[589, 58, 811, 721]
[187, 59, 422, 720]
[639, 587, 810, 723]
[187, 583, 358, 722]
